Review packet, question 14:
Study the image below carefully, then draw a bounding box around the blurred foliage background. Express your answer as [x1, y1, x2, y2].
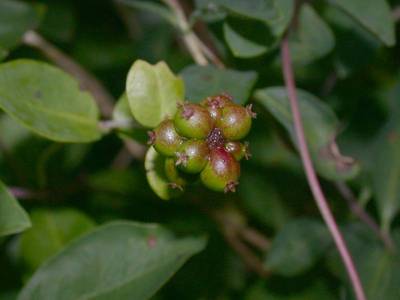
[1, 0, 400, 299]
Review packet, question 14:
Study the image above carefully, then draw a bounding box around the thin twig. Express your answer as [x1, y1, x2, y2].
[281, 37, 366, 300]
[162, 0, 208, 65]
[209, 207, 269, 277]
[240, 227, 271, 252]
[22, 31, 114, 118]
[336, 181, 395, 251]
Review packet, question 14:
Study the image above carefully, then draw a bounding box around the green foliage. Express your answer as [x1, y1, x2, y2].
[0, 180, 30, 236]
[328, 0, 395, 46]
[145, 147, 183, 200]
[289, 4, 335, 65]
[20, 208, 95, 272]
[0, 0, 400, 299]
[255, 87, 360, 181]
[0, 60, 101, 142]
[264, 219, 330, 276]
[181, 65, 257, 103]
[18, 222, 206, 300]
[0, 0, 42, 49]
[126, 60, 184, 128]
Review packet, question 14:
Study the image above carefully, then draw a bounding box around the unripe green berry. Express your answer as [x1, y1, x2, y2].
[200, 147, 240, 193]
[217, 104, 256, 140]
[174, 103, 214, 139]
[225, 141, 250, 161]
[201, 93, 233, 121]
[176, 140, 209, 174]
[149, 120, 183, 157]
[164, 157, 187, 191]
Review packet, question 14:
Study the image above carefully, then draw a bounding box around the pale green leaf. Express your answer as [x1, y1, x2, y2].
[18, 221, 206, 300]
[126, 60, 184, 128]
[145, 147, 183, 200]
[0, 179, 31, 236]
[0, 59, 101, 142]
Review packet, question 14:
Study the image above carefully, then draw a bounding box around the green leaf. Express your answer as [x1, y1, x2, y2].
[20, 208, 95, 272]
[180, 65, 257, 104]
[328, 0, 395, 46]
[323, 6, 381, 78]
[264, 218, 330, 276]
[289, 4, 335, 65]
[0, 59, 101, 142]
[126, 60, 184, 128]
[118, 0, 177, 27]
[223, 17, 276, 58]
[18, 221, 206, 300]
[255, 87, 360, 181]
[209, 0, 294, 37]
[0, 179, 31, 236]
[145, 147, 183, 200]
[371, 120, 400, 232]
[0, 0, 42, 49]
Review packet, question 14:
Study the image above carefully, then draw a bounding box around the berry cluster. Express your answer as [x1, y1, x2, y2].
[148, 93, 256, 193]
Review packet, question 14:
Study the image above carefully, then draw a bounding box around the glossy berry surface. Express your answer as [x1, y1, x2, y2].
[224, 141, 250, 161]
[149, 119, 183, 157]
[217, 104, 255, 140]
[174, 103, 214, 139]
[200, 147, 240, 193]
[176, 140, 209, 174]
[201, 93, 233, 121]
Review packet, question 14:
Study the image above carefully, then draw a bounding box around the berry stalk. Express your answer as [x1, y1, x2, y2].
[280, 37, 366, 300]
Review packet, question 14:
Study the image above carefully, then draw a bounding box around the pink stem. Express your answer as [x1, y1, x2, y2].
[280, 37, 366, 300]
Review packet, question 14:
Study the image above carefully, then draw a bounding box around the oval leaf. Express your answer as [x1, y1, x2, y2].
[328, 0, 395, 46]
[0, 179, 31, 236]
[0, 59, 101, 142]
[255, 87, 360, 181]
[18, 221, 206, 300]
[126, 60, 184, 128]
[145, 147, 183, 200]
[20, 208, 95, 271]
[180, 65, 257, 104]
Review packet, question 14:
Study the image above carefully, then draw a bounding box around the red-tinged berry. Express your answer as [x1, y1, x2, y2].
[200, 147, 240, 193]
[149, 120, 183, 157]
[224, 141, 250, 161]
[174, 103, 214, 139]
[217, 103, 255, 140]
[175, 140, 209, 174]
